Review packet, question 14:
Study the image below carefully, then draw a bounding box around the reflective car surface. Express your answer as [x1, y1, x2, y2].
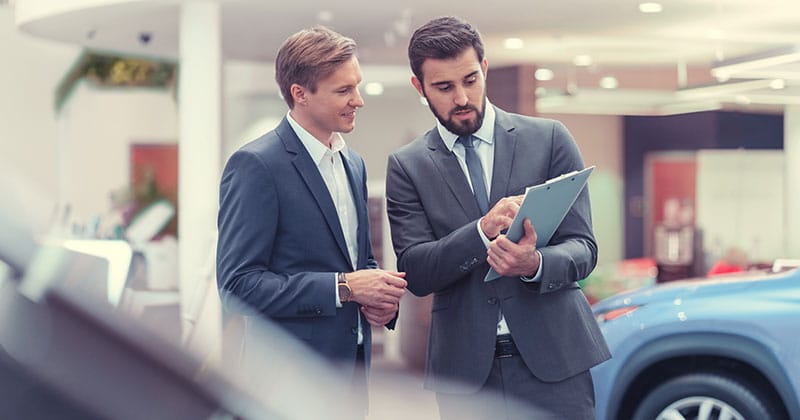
[592, 266, 800, 420]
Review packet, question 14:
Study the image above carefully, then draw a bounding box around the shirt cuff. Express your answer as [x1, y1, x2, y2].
[334, 272, 342, 307]
[476, 218, 491, 249]
[520, 250, 543, 283]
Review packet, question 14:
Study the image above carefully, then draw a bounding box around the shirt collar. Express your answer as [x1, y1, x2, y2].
[437, 100, 496, 151]
[286, 111, 346, 166]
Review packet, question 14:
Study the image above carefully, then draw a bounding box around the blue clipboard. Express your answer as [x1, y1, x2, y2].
[484, 166, 594, 282]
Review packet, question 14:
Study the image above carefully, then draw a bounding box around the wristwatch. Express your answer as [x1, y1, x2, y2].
[337, 272, 351, 303]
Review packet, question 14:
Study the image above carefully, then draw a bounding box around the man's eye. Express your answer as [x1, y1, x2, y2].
[438, 85, 452, 92]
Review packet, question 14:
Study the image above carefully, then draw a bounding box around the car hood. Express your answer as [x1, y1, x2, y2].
[592, 269, 799, 313]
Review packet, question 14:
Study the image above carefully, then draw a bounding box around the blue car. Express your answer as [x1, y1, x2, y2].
[591, 265, 800, 420]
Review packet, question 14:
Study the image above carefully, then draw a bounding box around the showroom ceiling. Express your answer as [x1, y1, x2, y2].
[14, 0, 800, 115]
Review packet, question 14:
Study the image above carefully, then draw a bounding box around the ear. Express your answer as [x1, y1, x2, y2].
[481, 58, 488, 78]
[411, 76, 424, 97]
[290, 83, 307, 106]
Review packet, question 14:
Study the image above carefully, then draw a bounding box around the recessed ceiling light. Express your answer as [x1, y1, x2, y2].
[534, 68, 554, 81]
[770, 79, 786, 90]
[638, 2, 663, 13]
[503, 38, 524, 50]
[317, 10, 334, 23]
[364, 82, 384, 96]
[599, 76, 619, 89]
[573, 55, 592, 67]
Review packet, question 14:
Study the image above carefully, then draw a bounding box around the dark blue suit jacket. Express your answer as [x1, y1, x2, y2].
[216, 117, 379, 375]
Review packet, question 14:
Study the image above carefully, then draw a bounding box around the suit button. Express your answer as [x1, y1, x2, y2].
[487, 298, 497, 305]
[547, 284, 554, 290]
[315, 309, 322, 315]
[351, 327, 358, 335]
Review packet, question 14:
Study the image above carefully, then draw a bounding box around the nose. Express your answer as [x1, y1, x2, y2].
[351, 88, 364, 108]
[453, 86, 468, 107]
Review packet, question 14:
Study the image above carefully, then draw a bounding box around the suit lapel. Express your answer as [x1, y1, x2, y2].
[277, 119, 352, 266]
[426, 131, 482, 218]
[490, 107, 518, 205]
[341, 149, 365, 268]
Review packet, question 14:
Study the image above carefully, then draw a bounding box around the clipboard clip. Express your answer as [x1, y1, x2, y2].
[545, 169, 581, 184]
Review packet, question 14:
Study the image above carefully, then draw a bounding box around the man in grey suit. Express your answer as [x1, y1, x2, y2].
[386, 16, 610, 419]
[216, 26, 406, 416]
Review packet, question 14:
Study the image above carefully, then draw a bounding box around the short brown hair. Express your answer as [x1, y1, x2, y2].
[275, 26, 357, 108]
[408, 16, 485, 83]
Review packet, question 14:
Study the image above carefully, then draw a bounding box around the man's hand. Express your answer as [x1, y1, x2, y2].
[361, 303, 398, 327]
[346, 270, 406, 308]
[487, 218, 540, 277]
[480, 195, 524, 239]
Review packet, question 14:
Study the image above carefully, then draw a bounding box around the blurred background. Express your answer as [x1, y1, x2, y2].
[1, 0, 799, 418]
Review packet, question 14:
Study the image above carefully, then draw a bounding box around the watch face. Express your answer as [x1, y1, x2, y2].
[338, 283, 351, 302]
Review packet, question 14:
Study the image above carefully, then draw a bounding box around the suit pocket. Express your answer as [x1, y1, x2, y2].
[431, 292, 452, 312]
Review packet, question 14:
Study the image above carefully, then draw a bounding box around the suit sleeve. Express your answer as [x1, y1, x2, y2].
[537, 121, 598, 294]
[386, 153, 487, 297]
[216, 150, 336, 318]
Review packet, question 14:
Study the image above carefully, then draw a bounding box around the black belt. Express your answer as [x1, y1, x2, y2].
[495, 334, 519, 358]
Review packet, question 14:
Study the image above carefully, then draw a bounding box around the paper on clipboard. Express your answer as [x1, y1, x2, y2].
[484, 165, 594, 282]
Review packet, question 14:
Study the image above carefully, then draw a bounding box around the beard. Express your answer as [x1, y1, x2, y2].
[427, 94, 487, 136]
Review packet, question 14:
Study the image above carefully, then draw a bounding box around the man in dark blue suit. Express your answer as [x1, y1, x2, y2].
[216, 26, 407, 414]
[386, 16, 610, 419]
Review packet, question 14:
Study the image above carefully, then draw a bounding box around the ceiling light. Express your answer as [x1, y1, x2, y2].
[534, 68, 554, 81]
[364, 82, 384, 96]
[317, 10, 334, 23]
[599, 76, 619, 89]
[503, 38, 524, 50]
[770, 79, 786, 90]
[638, 2, 662, 13]
[573, 55, 592, 67]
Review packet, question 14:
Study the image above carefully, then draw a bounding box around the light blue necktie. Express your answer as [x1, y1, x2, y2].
[458, 135, 489, 214]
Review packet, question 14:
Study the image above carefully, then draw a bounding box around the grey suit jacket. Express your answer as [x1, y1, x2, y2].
[216, 117, 385, 378]
[386, 106, 610, 393]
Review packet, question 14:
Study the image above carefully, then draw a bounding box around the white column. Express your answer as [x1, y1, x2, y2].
[786, 105, 800, 258]
[178, 1, 223, 361]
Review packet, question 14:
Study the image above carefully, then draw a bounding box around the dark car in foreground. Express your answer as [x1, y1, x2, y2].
[591, 263, 800, 420]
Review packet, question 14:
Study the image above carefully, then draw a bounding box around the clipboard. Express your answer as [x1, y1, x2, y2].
[484, 166, 594, 282]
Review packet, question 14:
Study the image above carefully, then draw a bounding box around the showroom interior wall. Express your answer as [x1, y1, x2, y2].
[540, 113, 624, 267]
[57, 83, 178, 224]
[0, 6, 79, 224]
[787, 106, 800, 258]
[623, 111, 784, 259]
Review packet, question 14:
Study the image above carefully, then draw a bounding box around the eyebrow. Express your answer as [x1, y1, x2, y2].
[430, 70, 480, 87]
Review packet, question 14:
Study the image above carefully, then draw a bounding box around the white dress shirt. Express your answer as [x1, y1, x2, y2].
[287, 113, 362, 344]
